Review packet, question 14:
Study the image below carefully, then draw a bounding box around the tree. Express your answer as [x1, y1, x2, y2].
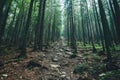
[19, 0, 34, 57]
[98, 0, 112, 62]
[111, 0, 120, 42]
[65, 0, 77, 54]
[0, 0, 12, 43]
[34, 0, 47, 50]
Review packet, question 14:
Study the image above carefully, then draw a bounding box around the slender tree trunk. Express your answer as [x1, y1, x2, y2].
[0, 0, 12, 43]
[112, 0, 120, 43]
[98, 0, 112, 61]
[80, 1, 86, 46]
[93, 0, 105, 51]
[0, 0, 5, 17]
[69, 0, 77, 53]
[6, 7, 17, 42]
[35, 0, 46, 50]
[89, 13, 97, 53]
[38, 0, 46, 50]
[18, 0, 34, 58]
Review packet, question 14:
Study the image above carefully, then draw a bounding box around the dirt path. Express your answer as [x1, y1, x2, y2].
[0, 40, 92, 80]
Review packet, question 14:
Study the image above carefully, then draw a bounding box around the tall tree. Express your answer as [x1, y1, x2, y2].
[18, 0, 34, 57]
[98, 0, 112, 61]
[111, 0, 120, 42]
[0, 0, 5, 17]
[34, 0, 47, 50]
[0, 0, 12, 43]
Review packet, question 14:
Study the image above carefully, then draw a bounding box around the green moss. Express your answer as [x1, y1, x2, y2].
[88, 63, 105, 76]
[73, 64, 90, 74]
[0, 45, 16, 56]
[92, 54, 102, 62]
[115, 45, 120, 51]
[82, 53, 90, 57]
[83, 53, 102, 62]
[112, 52, 120, 60]
[99, 69, 120, 80]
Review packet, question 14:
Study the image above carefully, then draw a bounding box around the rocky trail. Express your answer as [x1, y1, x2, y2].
[0, 41, 98, 80]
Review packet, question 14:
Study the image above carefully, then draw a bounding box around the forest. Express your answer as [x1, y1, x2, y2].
[0, 0, 120, 80]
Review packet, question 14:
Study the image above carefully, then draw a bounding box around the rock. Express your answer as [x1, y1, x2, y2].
[50, 64, 60, 68]
[61, 72, 66, 75]
[60, 75, 66, 78]
[52, 57, 59, 62]
[52, 58, 58, 62]
[63, 55, 69, 58]
[57, 52, 62, 55]
[1, 77, 3, 80]
[59, 49, 63, 52]
[66, 52, 73, 55]
[60, 72, 66, 78]
[2, 74, 8, 77]
[42, 54, 46, 57]
[99, 73, 106, 77]
[66, 77, 71, 80]
[52, 56, 62, 62]
[20, 76, 23, 79]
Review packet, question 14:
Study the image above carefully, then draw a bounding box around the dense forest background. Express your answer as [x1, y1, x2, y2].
[0, 0, 120, 80]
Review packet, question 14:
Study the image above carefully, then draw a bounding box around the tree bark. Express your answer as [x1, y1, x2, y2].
[98, 0, 112, 61]
[19, 0, 34, 58]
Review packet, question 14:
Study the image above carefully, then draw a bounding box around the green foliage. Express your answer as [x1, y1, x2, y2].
[95, 44, 102, 49]
[83, 53, 90, 57]
[99, 69, 120, 80]
[69, 54, 77, 58]
[83, 53, 102, 62]
[112, 52, 120, 60]
[92, 54, 102, 62]
[89, 63, 106, 76]
[73, 64, 89, 74]
[115, 45, 120, 51]
[0, 45, 16, 56]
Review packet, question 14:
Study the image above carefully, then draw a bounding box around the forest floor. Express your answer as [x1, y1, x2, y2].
[0, 40, 120, 80]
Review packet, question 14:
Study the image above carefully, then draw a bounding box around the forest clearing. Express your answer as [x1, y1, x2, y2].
[0, 0, 120, 80]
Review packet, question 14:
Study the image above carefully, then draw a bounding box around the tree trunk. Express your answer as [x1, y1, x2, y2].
[98, 0, 112, 61]
[112, 0, 120, 43]
[0, 1, 12, 43]
[18, 0, 34, 58]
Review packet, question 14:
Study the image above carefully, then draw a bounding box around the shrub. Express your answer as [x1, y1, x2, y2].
[73, 64, 89, 74]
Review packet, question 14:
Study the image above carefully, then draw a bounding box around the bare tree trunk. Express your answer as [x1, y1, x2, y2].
[98, 0, 112, 61]
[18, 0, 34, 58]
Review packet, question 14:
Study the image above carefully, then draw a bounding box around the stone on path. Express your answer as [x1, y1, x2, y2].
[60, 72, 66, 78]
[2, 74, 8, 77]
[57, 52, 63, 55]
[52, 56, 61, 62]
[66, 52, 73, 55]
[50, 64, 60, 68]
[52, 58, 59, 62]
[59, 49, 63, 52]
